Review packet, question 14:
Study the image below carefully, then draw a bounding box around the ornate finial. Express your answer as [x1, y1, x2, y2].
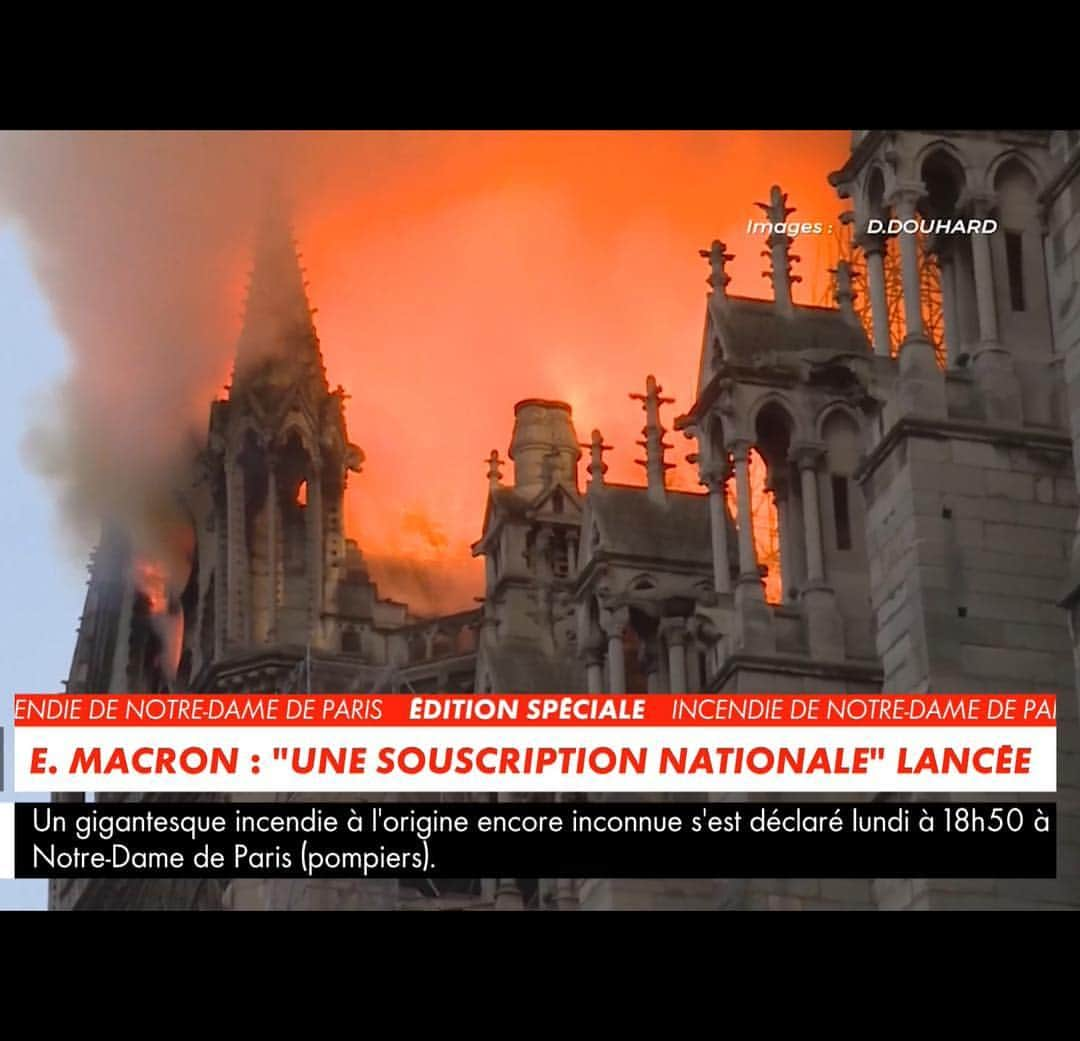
[757, 184, 795, 225]
[830, 259, 861, 328]
[580, 429, 612, 489]
[754, 184, 800, 314]
[630, 375, 675, 502]
[698, 240, 734, 298]
[486, 449, 504, 490]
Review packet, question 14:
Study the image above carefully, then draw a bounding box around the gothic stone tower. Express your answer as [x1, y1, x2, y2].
[676, 198, 883, 699]
[671, 138, 1080, 909]
[191, 207, 365, 688]
[54, 208, 473, 911]
[670, 195, 886, 911]
[830, 131, 1080, 909]
[175, 207, 451, 700]
[473, 390, 726, 909]
[1047, 132, 1080, 715]
[472, 400, 586, 693]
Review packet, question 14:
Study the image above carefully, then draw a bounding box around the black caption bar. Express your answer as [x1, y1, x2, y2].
[15, 801, 1055, 880]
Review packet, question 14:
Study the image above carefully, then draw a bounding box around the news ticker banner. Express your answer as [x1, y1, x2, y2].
[6, 802, 1059, 881]
[10, 692, 1056, 794]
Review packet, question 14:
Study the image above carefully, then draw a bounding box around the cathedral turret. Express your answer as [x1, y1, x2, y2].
[582, 428, 611, 491]
[508, 399, 581, 498]
[233, 204, 328, 398]
[756, 185, 801, 317]
[630, 375, 673, 503]
[198, 202, 364, 668]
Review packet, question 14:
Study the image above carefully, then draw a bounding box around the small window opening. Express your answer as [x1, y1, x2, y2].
[1005, 231, 1025, 312]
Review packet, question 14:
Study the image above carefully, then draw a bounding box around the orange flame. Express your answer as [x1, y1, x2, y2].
[134, 556, 185, 681]
[725, 448, 782, 604]
[296, 479, 308, 506]
[134, 558, 169, 615]
[226, 131, 846, 610]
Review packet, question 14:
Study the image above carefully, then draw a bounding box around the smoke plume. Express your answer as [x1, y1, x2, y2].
[0, 130, 850, 613]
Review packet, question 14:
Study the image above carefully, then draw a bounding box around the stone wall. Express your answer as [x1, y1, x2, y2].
[861, 419, 1080, 908]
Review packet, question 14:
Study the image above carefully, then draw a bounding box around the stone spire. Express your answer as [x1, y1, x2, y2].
[233, 195, 327, 397]
[508, 400, 580, 499]
[832, 259, 862, 329]
[699, 239, 734, 304]
[486, 449, 504, 491]
[630, 375, 674, 503]
[756, 185, 801, 316]
[580, 429, 612, 490]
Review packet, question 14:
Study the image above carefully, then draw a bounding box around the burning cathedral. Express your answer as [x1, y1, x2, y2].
[55, 129, 1080, 910]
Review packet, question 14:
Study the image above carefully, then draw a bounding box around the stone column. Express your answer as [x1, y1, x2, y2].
[584, 645, 605, 694]
[689, 615, 722, 687]
[225, 454, 247, 647]
[686, 634, 702, 692]
[884, 186, 947, 418]
[937, 245, 961, 366]
[792, 443, 844, 659]
[793, 444, 826, 586]
[767, 229, 793, 314]
[641, 636, 662, 693]
[858, 232, 892, 356]
[970, 194, 999, 347]
[602, 607, 629, 694]
[266, 459, 278, 643]
[769, 470, 794, 601]
[214, 483, 228, 659]
[968, 192, 1019, 422]
[307, 465, 323, 634]
[704, 462, 733, 594]
[893, 187, 926, 343]
[731, 440, 759, 582]
[661, 618, 688, 694]
[731, 442, 772, 652]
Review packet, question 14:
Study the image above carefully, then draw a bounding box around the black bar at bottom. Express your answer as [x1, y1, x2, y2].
[15, 801, 1055, 880]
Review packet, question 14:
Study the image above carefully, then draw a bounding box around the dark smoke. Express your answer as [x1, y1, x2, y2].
[0, 133, 265, 574]
[0, 130, 440, 589]
[0, 130, 851, 616]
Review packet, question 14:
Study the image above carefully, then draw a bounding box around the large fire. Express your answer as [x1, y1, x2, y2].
[134, 544, 187, 682]
[134, 558, 169, 615]
[726, 450, 782, 604]
[284, 131, 845, 610]
[2, 131, 849, 618]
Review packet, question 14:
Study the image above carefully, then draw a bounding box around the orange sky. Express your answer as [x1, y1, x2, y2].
[243, 131, 851, 613]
